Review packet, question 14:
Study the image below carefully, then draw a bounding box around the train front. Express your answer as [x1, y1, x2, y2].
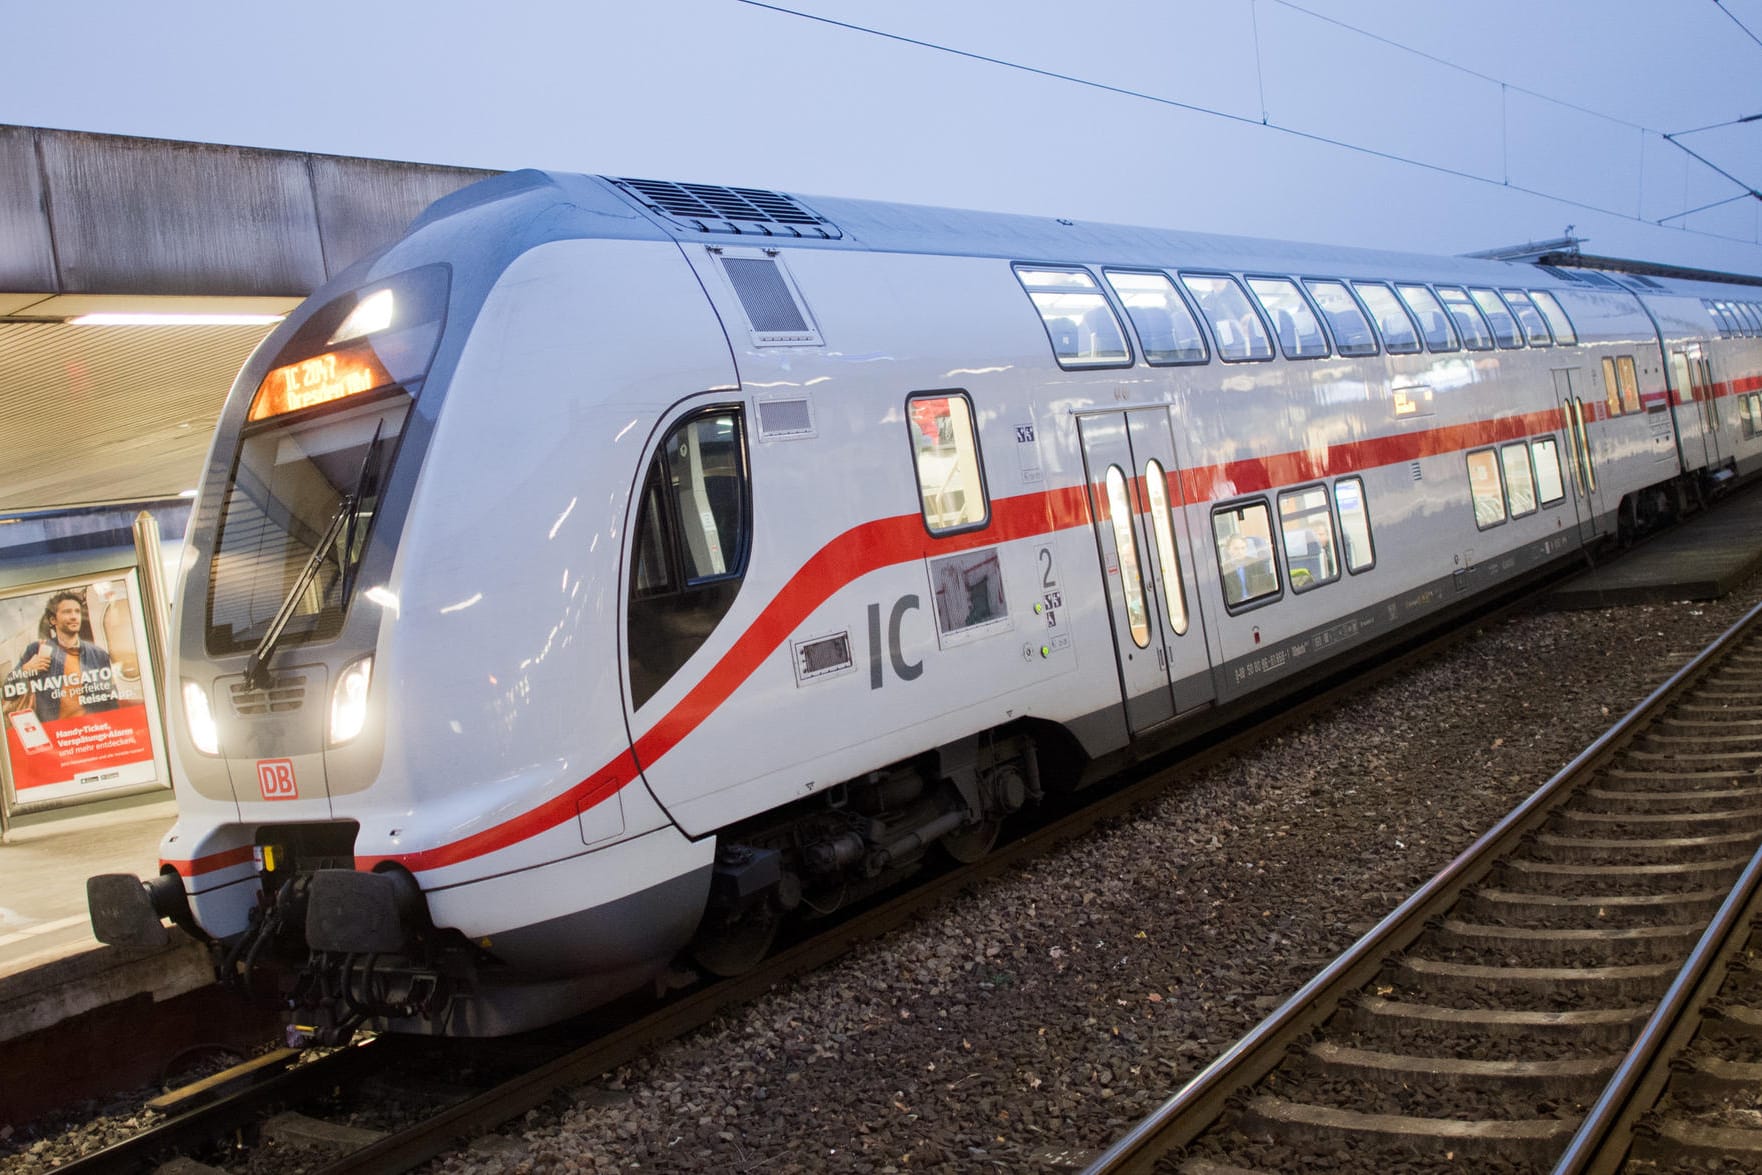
[86, 172, 731, 1040]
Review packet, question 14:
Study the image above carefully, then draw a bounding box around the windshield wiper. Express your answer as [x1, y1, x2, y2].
[242, 422, 388, 692]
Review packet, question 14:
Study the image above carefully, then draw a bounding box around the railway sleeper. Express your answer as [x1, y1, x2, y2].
[1344, 995, 1651, 1047]
[1669, 1054, 1762, 1095]
[1705, 1003, 1762, 1037]
[1465, 886, 1726, 927]
[1634, 1118, 1762, 1165]
[259, 1110, 389, 1150]
[1499, 856, 1750, 889]
[1238, 1096, 1577, 1165]
[1597, 767, 1762, 789]
[1577, 784, 1762, 813]
[1431, 918, 1708, 964]
[1552, 804, 1762, 837]
[1529, 828, 1759, 864]
[1394, 956, 1678, 1000]
[1300, 1041, 1619, 1094]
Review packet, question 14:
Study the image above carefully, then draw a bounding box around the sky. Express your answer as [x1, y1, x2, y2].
[5, 0, 1761, 276]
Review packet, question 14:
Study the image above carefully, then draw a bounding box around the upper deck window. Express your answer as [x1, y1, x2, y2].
[1395, 284, 1459, 352]
[1469, 288, 1524, 348]
[1501, 290, 1554, 346]
[1014, 267, 1130, 369]
[1436, 286, 1494, 350]
[1103, 271, 1208, 365]
[1181, 274, 1274, 362]
[1247, 277, 1329, 359]
[1351, 282, 1422, 354]
[1302, 280, 1378, 356]
[1529, 290, 1578, 344]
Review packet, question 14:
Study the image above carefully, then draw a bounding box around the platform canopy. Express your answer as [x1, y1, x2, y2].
[0, 126, 493, 513]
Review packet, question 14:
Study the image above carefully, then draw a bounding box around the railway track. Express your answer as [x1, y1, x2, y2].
[1084, 596, 1762, 1174]
[39, 566, 1583, 1173]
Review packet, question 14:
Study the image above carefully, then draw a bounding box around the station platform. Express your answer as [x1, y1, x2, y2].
[1548, 479, 1762, 609]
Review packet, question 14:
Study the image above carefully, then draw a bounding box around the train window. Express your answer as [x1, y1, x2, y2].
[1014, 266, 1131, 369]
[1277, 486, 1340, 592]
[1500, 291, 1554, 347]
[1143, 459, 1189, 635]
[1529, 291, 1578, 345]
[1180, 273, 1275, 362]
[1246, 277, 1330, 359]
[627, 408, 751, 708]
[1615, 356, 1641, 413]
[1395, 285, 1459, 352]
[1302, 280, 1379, 356]
[1601, 357, 1623, 417]
[907, 392, 989, 535]
[1501, 444, 1537, 517]
[1212, 502, 1281, 608]
[1103, 271, 1209, 365]
[1467, 449, 1507, 529]
[1436, 286, 1494, 351]
[1333, 477, 1375, 573]
[1740, 394, 1761, 440]
[1350, 282, 1422, 354]
[1105, 466, 1151, 648]
[1469, 288, 1523, 348]
[1531, 438, 1566, 506]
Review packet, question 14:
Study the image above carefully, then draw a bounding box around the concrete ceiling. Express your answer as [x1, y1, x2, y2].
[0, 125, 493, 515]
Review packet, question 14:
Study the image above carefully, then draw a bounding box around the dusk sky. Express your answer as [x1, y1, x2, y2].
[6, 0, 1761, 274]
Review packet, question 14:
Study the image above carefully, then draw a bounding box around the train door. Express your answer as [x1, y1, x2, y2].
[1668, 344, 1722, 471]
[1552, 368, 1603, 541]
[1077, 409, 1214, 735]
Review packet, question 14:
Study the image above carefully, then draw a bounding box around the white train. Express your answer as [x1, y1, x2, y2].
[88, 171, 1762, 1040]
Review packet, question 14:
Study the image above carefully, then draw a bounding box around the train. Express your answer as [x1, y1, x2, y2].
[86, 170, 1762, 1042]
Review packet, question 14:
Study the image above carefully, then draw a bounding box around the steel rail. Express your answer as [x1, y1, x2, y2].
[1082, 592, 1762, 1174]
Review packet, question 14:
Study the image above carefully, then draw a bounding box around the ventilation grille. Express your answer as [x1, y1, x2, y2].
[1538, 265, 1623, 290]
[724, 259, 809, 332]
[230, 674, 308, 717]
[614, 178, 842, 239]
[757, 396, 815, 439]
[793, 631, 854, 684]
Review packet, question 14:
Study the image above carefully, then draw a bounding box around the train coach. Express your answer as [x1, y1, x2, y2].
[87, 170, 1762, 1041]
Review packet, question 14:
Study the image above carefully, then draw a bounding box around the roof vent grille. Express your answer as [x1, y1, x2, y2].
[614, 178, 842, 239]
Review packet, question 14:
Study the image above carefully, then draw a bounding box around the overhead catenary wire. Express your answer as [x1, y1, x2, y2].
[735, 0, 1761, 246]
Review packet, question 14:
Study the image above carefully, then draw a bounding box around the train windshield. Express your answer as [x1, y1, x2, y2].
[206, 397, 409, 656]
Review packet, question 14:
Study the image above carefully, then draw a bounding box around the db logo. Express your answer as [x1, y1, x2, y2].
[257, 758, 298, 800]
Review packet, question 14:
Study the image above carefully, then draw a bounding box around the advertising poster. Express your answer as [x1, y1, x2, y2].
[0, 572, 170, 812]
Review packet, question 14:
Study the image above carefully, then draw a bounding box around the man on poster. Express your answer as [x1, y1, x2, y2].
[4, 591, 121, 723]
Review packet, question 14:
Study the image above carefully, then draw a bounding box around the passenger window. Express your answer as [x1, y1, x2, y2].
[1501, 444, 1537, 516]
[1105, 466, 1150, 648]
[1616, 356, 1641, 414]
[1601, 357, 1623, 417]
[1395, 284, 1458, 352]
[627, 408, 750, 708]
[1247, 276, 1330, 359]
[1743, 393, 1762, 440]
[1333, 477, 1375, 573]
[1351, 282, 1422, 354]
[1277, 486, 1340, 592]
[1180, 274, 1275, 361]
[1303, 280, 1378, 356]
[1212, 502, 1280, 608]
[1014, 267, 1130, 368]
[907, 392, 988, 534]
[1469, 288, 1523, 347]
[1467, 449, 1507, 529]
[1532, 438, 1566, 506]
[1529, 291, 1577, 345]
[1436, 286, 1494, 350]
[1143, 460, 1189, 635]
[1501, 290, 1554, 346]
[1103, 271, 1208, 365]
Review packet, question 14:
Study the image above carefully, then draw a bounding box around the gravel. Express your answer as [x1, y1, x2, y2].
[7, 572, 1761, 1175]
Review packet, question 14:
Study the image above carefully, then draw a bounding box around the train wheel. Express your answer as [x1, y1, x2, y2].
[939, 817, 1002, 864]
[690, 904, 780, 977]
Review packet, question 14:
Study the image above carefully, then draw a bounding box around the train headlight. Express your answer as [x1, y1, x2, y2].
[329, 656, 373, 746]
[183, 680, 220, 756]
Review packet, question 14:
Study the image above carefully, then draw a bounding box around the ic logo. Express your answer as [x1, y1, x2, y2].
[257, 758, 297, 800]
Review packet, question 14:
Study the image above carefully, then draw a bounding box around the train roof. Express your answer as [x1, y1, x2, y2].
[409, 169, 1762, 302]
